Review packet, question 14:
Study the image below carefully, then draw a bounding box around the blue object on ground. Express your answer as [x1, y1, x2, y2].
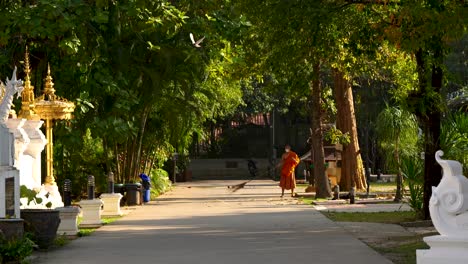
[139, 173, 151, 202]
[142, 189, 150, 203]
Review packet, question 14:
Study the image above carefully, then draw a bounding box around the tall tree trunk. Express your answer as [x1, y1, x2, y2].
[132, 107, 150, 180]
[310, 62, 332, 198]
[394, 135, 403, 202]
[415, 48, 443, 220]
[333, 69, 367, 191]
[114, 143, 121, 182]
[129, 137, 138, 182]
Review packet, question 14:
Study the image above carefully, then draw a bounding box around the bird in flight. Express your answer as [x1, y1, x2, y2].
[190, 33, 205, 48]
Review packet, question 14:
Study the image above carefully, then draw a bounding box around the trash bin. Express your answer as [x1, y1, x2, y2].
[114, 183, 125, 194]
[114, 183, 126, 206]
[124, 183, 142, 206]
[139, 173, 151, 203]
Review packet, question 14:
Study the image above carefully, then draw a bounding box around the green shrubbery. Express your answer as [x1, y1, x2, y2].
[149, 169, 172, 199]
[0, 235, 34, 263]
[402, 156, 424, 218]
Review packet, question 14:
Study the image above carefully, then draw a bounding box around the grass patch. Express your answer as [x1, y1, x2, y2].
[77, 215, 122, 237]
[299, 197, 330, 204]
[323, 211, 419, 224]
[54, 235, 70, 247]
[299, 197, 314, 205]
[372, 240, 429, 264]
[77, 229, 95, 237]
[369, 182, 397, 193]
[102, 216, 121, 225]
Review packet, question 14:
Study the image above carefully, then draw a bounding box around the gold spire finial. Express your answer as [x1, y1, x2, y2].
[44, 63, 56, 100]
[18, 45, 39, 120]
[24, 46, 31, 81]
[23, 46, 33, 96]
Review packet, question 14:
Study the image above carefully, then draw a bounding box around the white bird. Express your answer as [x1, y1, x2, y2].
[190, 33, 205, 48]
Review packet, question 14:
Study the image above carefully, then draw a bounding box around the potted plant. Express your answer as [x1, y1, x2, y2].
[20, 186, 60, 249]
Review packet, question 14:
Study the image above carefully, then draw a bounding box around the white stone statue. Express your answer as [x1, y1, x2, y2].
[417, 151, 468, 264]
[0, 67, 24, 123]
[431, 150, 468, 237]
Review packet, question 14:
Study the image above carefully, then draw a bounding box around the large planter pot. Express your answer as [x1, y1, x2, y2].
[20, 209, 61, 249]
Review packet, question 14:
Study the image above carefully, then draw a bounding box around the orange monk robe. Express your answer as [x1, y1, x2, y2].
[280, 151, 300, 190]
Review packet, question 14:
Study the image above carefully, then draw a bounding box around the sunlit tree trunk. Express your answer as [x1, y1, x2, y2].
[394, 135, 403, 202]
[311, 62, 332, 198]
[132, 106, 150, 180]
[333, 69, 367, 191]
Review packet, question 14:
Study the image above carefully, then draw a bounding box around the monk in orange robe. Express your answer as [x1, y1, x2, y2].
[279, 144, 300, 197]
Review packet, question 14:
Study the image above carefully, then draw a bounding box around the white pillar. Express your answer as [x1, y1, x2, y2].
[100, 193, 123, 217]
[0, 172, 5, 218]
[0, 123, 20, 219]
[79, 199, 103, 228]
[56, 206, 81, 236]
[0, 123, 14, 167]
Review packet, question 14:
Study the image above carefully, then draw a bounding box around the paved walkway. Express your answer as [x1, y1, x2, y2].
[35, 180, 392, 264]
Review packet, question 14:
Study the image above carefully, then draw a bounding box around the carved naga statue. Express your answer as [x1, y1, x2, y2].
[0, 67, 24, 123]
[431, 150, 468, 237]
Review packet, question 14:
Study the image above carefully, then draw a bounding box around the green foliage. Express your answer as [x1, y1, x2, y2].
[0, 0, 246, 188]
[441, 112, 468, 174]
[77, 229, 95, 237]
[150, 169, 172, 198]
[324, 126, 351, 145]
[401, 156, 424, 217]
[54, 235, 70, 247]
[376, 106, 419, 172]
[20, 185, 52, 209]
[0, 235, 35, 263]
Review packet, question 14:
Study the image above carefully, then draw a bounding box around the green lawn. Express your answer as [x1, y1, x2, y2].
[371, 240, 430, 264]
[369, 181, 397, 193]
[322, 211, 419, 224]
[77, 216, 122, 237]
[320, 211, 428, 264]
[297, 181, 398, 194]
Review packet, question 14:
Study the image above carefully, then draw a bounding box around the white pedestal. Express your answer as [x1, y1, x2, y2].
[417, 235, 468, 264]
[57, 206, 80, 236]
[79, 199, 102, 228]
[100, 193, 123, 217]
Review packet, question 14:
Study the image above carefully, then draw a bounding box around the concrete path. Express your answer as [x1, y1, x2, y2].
[35, 180, 392, 264]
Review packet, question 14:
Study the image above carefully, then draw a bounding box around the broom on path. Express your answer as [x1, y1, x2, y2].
[229, 152, 309, 192]
[228, 170, 270, 192]
[228, 159, 268, 192]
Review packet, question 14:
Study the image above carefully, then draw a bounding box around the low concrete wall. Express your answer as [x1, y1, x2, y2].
[189, 159, 273, 180]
